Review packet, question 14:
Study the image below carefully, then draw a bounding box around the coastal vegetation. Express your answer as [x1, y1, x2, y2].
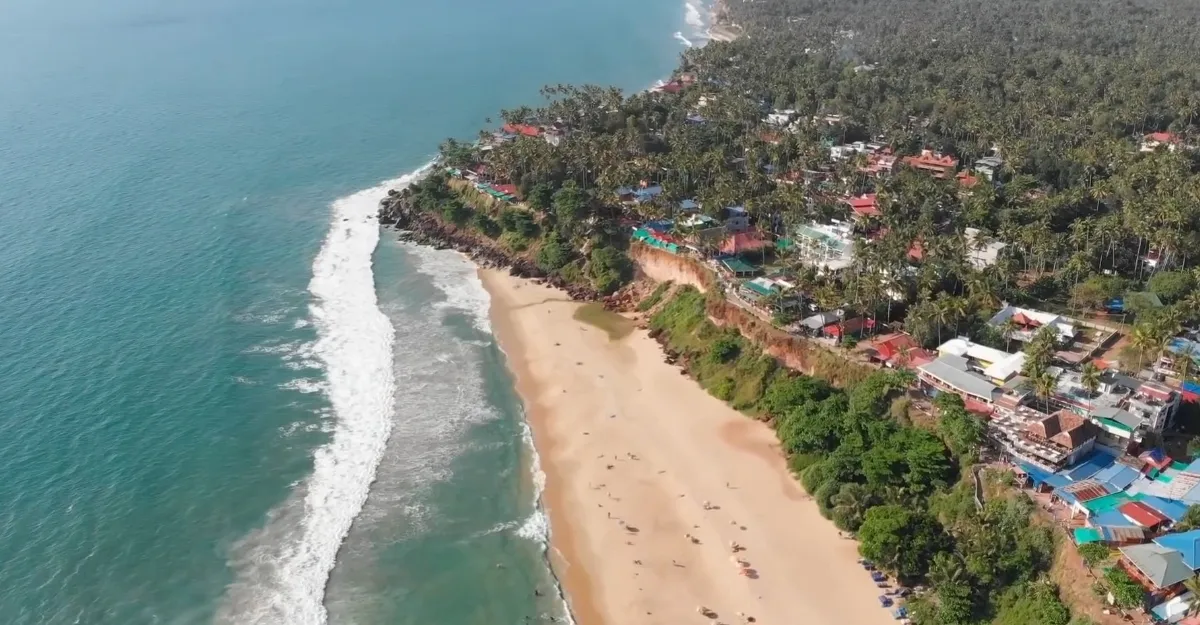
[649, 286, 1061, 623]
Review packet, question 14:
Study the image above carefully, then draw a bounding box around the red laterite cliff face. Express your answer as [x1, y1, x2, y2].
[630, 245, 874, 388]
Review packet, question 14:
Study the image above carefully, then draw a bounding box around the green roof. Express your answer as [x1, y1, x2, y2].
[1084, 492, 1133, 514]
[1172, 461, 1190, 471]
[743, 281, 775, 297]
[794, 225, 849, 251]
[720, 258, 757, 274]
[1074, 528, 1102, 544]
[1096, 417, 1134, 434]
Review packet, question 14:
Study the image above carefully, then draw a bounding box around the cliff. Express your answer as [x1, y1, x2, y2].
[377, 188, 600, 301]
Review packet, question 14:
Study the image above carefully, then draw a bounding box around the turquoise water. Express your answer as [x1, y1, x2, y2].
[0, 0, 698, 623]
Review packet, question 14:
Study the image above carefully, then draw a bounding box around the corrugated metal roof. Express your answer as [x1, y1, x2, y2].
[1120, 543, 1193, 588]
[917, 355, 997, 399]
[1120, 501, 1171, 528]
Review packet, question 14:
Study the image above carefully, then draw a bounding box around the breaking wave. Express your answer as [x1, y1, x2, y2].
[214, 164, 433, 625]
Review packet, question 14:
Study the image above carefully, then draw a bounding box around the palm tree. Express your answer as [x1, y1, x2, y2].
[1080, 362, 1102, 399]
[1130, 323, 1160, 373]
[1185, 576, 1200, 616]
[1000, 316, 1020, 352]
[1034, 370, 1058, 413]
[831, 483, 875, 531]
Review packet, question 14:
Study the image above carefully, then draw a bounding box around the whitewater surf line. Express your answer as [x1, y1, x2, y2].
[215, 166, 432, 625]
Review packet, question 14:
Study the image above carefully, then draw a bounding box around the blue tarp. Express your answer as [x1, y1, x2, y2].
[1093, 464, 1141, 492]
[1184, 381, 1200, 395]
[1064, 451, 1118, 482]
[1140, 496, 1190, 522]
[1020, 463, 1054, 487]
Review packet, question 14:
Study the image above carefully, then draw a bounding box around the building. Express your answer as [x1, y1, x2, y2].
[1142, 131, 1184, 153]
[829, 141, 885, 161]
[974, 155, 1004, 181]
[502, 123, 542, 138]
[1119, 542, 1193, 604]
[987, 304, 1078, 344]
[861, 152, 897, 175]
[616, 183, 663, 204]
[901, 149, 959, 178]
[844, 193, 880, 219]
[936, 337, 1027, 385]
[965, 228, 1007, 268]
[916, 353, 1000, 407]
[765, 110, 796, 126]
[722, 205, 751, 231]
[1024, 410, 1099, 467]
[792, 221, 855, 272]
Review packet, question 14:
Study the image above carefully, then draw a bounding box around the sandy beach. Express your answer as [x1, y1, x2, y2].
[482, 269, 896, 625]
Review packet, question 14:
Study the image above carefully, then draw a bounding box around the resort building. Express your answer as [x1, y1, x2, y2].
[987, 304, 1078, 344]
[933, 337, 1027, 383]
[843, 193, 880, 220]
[916, 353, 1000, 407]
[901, 149, 959, 178]
[792, 221, 855, 273]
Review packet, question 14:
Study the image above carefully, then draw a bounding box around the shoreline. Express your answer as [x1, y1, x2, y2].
[481, 268, 895, 625]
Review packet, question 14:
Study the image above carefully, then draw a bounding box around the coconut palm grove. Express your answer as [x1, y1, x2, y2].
[387, 0, 1200, 622]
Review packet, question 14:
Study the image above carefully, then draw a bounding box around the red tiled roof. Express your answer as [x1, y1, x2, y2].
[659, 81, 683, 94]
[956, 171, 980, 188]
[1012, 312, 1041, 327]
[845, 193, 880, 217]
[1119, 501, 1170, 528]
[1146, 131, 1180, 144]
[493, 184, 520, 197]
[964, 398, 994, 415]
[502, 123, 542, 137]
[903, 149, 959, 171]
[719, 232, 769, 255]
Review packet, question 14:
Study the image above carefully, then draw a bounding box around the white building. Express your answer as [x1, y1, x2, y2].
[965, 228, 1007, 268]
[793, 221, 855, 273]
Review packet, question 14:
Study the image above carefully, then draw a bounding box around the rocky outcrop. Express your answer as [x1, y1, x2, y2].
[378, 189, 602, 302]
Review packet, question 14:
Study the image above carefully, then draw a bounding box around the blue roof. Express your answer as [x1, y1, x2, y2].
[1093, 464, 1141, 492]
[1020, 463, 1054, 487]
[1092, 509, 1141, 528]
[1054, 487, 1080, 506]
[1044, 473, 1072, 489]
[1063, 451, 1118, 482]
[679, 199, 699, 211]
[1140, 496, 1190, 522]
[1184, 459, 1200, 475]
[1155, 530, 1200, 569]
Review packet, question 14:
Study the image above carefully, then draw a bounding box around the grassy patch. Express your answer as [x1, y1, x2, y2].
[636, 281, 673, 312]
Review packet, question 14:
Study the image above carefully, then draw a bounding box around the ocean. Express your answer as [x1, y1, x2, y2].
[0, 0, 708, 623]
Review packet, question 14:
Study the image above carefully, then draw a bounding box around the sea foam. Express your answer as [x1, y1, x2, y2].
[215, 164, 432, 625]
